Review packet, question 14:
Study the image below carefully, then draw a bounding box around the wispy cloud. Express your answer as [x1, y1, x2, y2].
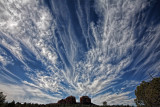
[0, 0, 160, 105]
[92, 91, 135, 105]
[0, 82, 60, 104]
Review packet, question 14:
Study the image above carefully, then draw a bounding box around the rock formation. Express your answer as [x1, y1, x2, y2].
[57, 96, 92, 105]
[80, 96, 91, 104]
[57, 99, 66, 104]
[65, 96, 76, 104]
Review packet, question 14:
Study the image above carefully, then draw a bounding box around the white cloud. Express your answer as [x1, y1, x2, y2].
[0, 82, 59, 104]
[92, 91, 135, 105]
[0, 55, 10, 66]
[0, 0, 160, 106]
[0, 0, 58, 68]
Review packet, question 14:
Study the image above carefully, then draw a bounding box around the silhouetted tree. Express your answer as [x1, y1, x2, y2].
[8, 100, 15, 107]
[0, 92, 6, 104]
[103, 101, 107, 106]
[135, 77, 160, 107]
[16, 102, 21, 107]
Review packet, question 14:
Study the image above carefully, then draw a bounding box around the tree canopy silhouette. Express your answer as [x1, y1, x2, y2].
[135, 77, 160, 107]
[0, 92, 6, 104]
[103, 101, 107, 106]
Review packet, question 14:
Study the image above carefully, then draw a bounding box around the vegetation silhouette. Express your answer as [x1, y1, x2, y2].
[0, 92, 6, 105]
[103, 101, 107, 106]
[0, 93, 133, 107]
[134, 77, 160, 107]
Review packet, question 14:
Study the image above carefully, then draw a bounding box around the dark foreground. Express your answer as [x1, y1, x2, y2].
[0, 103, 134, 107]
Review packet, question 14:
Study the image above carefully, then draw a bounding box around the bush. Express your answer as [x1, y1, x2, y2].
[135, 77, 160, 106]
[0, 92, 6, 104]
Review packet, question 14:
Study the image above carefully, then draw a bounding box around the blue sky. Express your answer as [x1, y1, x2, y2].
[0, 0, 160, 105]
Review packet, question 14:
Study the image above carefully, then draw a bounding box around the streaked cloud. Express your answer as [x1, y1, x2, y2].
[0, 82, 60, 104]
[0, 0, 160, 105]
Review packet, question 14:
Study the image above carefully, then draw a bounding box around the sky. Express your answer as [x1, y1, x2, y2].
[0, 0, 160, 106]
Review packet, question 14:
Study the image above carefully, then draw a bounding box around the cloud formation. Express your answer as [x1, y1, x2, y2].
[0, 0, 160, 105]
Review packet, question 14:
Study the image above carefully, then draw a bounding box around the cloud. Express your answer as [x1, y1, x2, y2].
[92, 91, 135, 105]
[0, 55, 11, 66]
[0, 0, 160, 106]
[0, 82, 60, 104]
[0, 0, 58, 67]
